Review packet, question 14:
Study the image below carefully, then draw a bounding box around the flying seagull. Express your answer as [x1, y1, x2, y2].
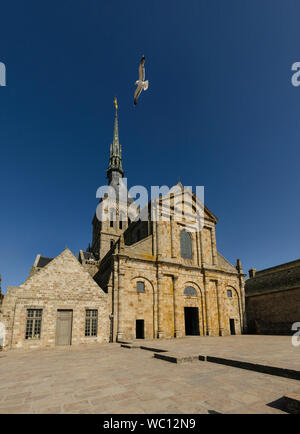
[134, 55, 149, 106]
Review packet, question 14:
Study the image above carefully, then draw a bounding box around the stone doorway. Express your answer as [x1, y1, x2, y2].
[56, 310, 73, 345]
[136, 319, 144, 339]
[184, 307, 200, 336]
[230, 318, 236, 335]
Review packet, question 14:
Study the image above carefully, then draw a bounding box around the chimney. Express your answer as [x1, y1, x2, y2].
[249, 268, 257, 278]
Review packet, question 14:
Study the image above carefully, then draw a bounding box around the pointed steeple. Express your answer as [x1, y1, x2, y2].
[107, 97, 124, 183]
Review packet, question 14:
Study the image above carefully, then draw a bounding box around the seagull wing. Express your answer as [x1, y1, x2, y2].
[134, 85, 142, 106]
[138, 56, 145, 81]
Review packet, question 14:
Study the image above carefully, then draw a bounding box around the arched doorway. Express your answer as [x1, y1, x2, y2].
[183, 286, 200, 336]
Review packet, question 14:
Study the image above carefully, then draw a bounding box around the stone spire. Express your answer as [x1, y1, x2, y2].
[107, 97, 124, 184]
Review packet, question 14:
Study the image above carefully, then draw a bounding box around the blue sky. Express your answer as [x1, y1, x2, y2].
[0, 0, 300, 293]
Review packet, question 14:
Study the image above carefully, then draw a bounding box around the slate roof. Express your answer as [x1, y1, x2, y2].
[217, 252, 237, 273]
[37, 257, 54, 268]
[83, 251, 97, 261]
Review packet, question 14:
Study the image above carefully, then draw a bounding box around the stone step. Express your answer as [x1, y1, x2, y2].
[120, 343, 140, 349]
[206, 356, 300, 381]
[154, 352, 201, 364]
[140, 345, 168, 353]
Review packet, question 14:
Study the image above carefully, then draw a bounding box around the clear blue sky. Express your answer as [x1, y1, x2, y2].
[1, 0, 300, 293]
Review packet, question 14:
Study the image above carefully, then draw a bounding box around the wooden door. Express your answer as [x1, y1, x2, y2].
[56, 310, 73, 345]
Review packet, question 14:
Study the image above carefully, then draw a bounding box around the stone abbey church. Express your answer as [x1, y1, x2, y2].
[0, 105, 246, 350]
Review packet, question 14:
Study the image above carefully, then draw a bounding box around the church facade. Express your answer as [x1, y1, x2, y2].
[0, 104, 246, 350]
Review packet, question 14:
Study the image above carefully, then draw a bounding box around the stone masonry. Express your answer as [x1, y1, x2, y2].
[1, 249, 108, 350]
[94, 187, 246, 342]
[245, 260, 300, 334]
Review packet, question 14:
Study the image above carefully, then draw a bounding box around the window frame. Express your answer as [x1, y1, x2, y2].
[136, 281, 145, 293]
[25, 308, 43, 340]
[227, 289, 233, 298]
[85, 309, 98, 337]
[180, 229, 193, 259]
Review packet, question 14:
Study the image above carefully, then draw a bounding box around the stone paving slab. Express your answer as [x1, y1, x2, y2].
[129, 335, 300, 372]
[0, 341, 300, 414]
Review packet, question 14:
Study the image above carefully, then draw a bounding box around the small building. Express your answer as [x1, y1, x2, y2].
[245, 260, 300, 335]
[2, 249, 108, 349]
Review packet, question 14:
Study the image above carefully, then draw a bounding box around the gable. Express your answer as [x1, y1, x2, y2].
[158, 185, 218, 225]
[217, 252, 238, 274]
[20, 248, 107, 299]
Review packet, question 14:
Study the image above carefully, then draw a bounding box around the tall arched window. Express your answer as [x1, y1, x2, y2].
[180, 230, 192, 259]
[110, 209, 115, 228]
[119, 211, 125, 230]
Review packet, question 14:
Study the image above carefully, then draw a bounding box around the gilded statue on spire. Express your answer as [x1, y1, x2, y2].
[114, 96, 118, 111]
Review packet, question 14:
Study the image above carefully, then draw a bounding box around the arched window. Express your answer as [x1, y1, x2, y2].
[184, 286, 197, 296]
[110, 239, 114, 249]
[110, 209, 115, 228]
[136, 281, 145, 293]
[227, 289, 233, 298]
[119, 211, 125, 230]
[180, 230, 192, 259]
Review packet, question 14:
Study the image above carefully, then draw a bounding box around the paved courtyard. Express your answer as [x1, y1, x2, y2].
[0, 336, 299, 414]
[131, 335, 300, 371]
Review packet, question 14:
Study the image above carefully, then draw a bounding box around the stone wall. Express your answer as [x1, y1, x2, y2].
[114, 255, 243, 341]
[245, 259, 300, 335]
[111, 210, 244, 342]
[246, 287, 300, 334]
